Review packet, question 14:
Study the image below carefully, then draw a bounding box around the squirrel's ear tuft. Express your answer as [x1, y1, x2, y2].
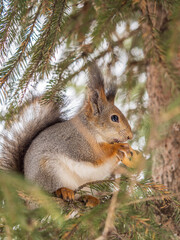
[106, 83, 117, 104]
[88, 62, 105, 92]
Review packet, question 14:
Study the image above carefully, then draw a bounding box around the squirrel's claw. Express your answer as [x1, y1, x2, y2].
[116, 143, 133, 160]
[79, 195, 100, 207]
[54, 187, 75, 202]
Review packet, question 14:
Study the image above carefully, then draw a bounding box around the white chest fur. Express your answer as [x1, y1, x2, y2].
[53, 155, 117, 190]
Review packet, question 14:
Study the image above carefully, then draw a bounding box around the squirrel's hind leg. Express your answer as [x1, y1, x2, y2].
[54, 187, 75, 202]
[78, 195, 100, 207]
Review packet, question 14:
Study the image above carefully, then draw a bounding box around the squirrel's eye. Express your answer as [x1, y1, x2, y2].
[111, 115, 119, 123]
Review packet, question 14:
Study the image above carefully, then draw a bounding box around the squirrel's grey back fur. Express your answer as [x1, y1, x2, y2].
[0, 97, 64, 172]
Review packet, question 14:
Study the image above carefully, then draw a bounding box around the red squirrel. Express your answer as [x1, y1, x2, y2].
[0, 63, 133, 206]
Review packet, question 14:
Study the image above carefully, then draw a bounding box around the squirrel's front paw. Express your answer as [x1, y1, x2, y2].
[121, 148, 144, 168]
[117, 143, 133, 160]
[79, 195, 100, 207]
[54, 187, 75, 202]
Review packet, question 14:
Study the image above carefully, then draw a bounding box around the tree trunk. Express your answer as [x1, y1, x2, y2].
[141, 1, 180, 196]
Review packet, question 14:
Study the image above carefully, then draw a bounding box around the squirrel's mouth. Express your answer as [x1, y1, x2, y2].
[111, 139, 123, 144]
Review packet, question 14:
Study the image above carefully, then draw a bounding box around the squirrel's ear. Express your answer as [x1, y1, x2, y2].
[88, 89, 105, 115]
[87, 62, 107, 115]
[106, 84, 117, 104]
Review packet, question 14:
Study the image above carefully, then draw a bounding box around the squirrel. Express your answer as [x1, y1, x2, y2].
[0, 63, 133, 207]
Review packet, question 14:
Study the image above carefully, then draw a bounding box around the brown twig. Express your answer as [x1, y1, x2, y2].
[95, 177, 121, 240]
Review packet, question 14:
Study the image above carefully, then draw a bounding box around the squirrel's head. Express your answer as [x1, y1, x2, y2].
[85, 63, 133, 144]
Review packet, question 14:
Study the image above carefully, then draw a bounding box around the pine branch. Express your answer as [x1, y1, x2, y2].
[76, 179, 117, 193]
[43, 26, 141, 101]
[0, 1, 43, 89]
[15, 0, 67, 100]
[92, 0, 133, 46]
[40, 0, 66, 76]
[123, 192, 180, 207]
[0, 0, 36, 59]
[0, 0, 17, 54]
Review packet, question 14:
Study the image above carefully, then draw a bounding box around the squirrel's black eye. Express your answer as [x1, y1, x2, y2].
[111, 115, 119, 123]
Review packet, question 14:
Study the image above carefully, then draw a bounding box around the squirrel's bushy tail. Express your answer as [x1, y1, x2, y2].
[0, 97, 63, 173]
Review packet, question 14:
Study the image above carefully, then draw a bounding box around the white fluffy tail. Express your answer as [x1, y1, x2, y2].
[0, 97, 64, 172]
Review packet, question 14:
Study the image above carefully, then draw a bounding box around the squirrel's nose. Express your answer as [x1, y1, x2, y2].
[127, 132, 133, 140]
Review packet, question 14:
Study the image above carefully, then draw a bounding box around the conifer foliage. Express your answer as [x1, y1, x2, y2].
[0, 0, 180, 239]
